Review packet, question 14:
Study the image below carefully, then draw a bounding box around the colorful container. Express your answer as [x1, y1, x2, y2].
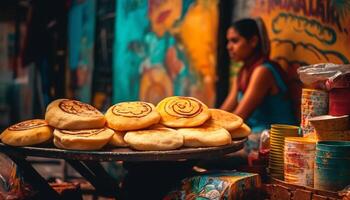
[269, 125, 300, 180]
[326, 73, 350, 90]
[314, 141, 350, 191]
[284, 137, 316, 187]
[308, 115, 349, 131]
[315, 129, 350, 141]
[301, 88, 329, 137]
[326, 74, 350, 116]
[329, 88, 350, 116]
[308, 115, 350, 141]
[164, 172, 261, 200]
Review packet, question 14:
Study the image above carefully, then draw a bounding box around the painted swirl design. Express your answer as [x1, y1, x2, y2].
[112, 102, 152, 118]
[59, 100, 100, 116]
[8, 119, 48, 131]
[164, 97, 203, 118]
[60, 128, 106, 137]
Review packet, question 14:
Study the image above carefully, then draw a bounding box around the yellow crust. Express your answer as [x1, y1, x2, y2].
[177, 122, 232, 147]
[229, 123, 251, 139]
[208, 109, 243, 131]
[156, 96, 211, 128]
[124, 126, 183, 151]
[105, 102, 160, 131]
[1, 119, 53, 146]
[45, 99, 106, 130]
[109, 131, 128, 147]
[53, 128, 114, 150]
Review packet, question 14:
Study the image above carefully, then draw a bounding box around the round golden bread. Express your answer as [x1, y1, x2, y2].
[156, 96, 211, 128]
[208, 109, 243, 131]
[229, 123, 251, 138]
[45, 99, 106, 130]
[105, 101, 160, 131]
[53, 127, 114, 150]
[1, 119, 53, 146]
[109, 131, 128, 147]
[124, 126, 183, 151]
[177, 122, 232, 147]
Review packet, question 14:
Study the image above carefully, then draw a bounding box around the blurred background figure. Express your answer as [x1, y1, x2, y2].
[220, 18, 296, 164]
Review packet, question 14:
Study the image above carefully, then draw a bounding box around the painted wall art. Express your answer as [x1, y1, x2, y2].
[113, 0, 218, 107]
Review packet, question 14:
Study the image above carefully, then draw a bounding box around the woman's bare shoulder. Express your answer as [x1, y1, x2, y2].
[251, 65, 274, 80]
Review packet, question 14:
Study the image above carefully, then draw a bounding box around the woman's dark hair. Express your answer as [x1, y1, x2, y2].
[230, 18, 262, 52]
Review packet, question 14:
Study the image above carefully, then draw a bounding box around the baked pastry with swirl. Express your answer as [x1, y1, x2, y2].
[105, 101, 160, 131]
[53, 127, 114, 150]
[156, 96, 211, 128]
[45, 99, 106, 130]
[1, 119, 53, 146]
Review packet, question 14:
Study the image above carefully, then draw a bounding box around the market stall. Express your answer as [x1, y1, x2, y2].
[0, 96, 252, 199]
[266, 63, 350, 199]
[0, 139, 246, 199]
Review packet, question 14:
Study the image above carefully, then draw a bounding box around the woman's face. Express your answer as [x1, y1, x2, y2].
[226, 27, 256, 62]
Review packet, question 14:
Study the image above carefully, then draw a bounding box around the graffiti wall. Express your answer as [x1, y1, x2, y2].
[113, 0, 218, 107]
[249, 0, 350, 74]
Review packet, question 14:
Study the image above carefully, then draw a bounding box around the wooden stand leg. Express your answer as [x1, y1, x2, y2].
[83, 161, 121, 197]
[66, 159, 120, 198]
[5, 153, 61, 200]
[122, 160, 196, 200]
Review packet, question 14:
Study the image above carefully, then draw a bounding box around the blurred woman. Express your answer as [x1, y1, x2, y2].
[220, 18, 296, 163]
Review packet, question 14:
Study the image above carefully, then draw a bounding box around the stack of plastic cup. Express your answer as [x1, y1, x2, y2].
[269, 124, 300, 180]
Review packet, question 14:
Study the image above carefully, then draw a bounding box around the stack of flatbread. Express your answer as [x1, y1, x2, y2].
[105, 101, 183, 150]
[155, 96, 230, 148]
[45, 99, 113, 150]
[0, 96, 251, 151]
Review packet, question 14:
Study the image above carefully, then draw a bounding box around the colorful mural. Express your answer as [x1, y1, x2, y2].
[68, 0, 96, 103]
[113, 0, 218, 107]
[250, 0, 350, 74]
[248, 0, 350, 117]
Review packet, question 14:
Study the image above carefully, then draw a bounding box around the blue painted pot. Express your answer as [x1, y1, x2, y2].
[316, 148, 350, 158]
[316, 141, 350, 155]
[314, 165, 350, 176]
[315, 156, 350, 167]
[314, 141, 350, 191]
